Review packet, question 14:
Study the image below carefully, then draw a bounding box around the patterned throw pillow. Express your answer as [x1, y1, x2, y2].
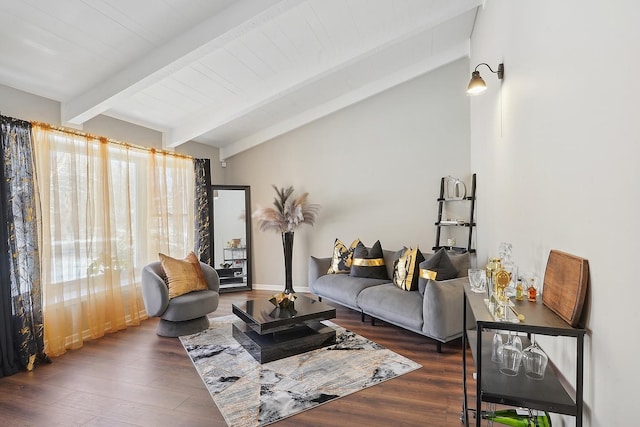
[327, 238, 360, 274]
[417, 248, 459, 296]
[159, 252, 208, 299]
[393, 246, 425, 291]
[350, 240, 388, 280]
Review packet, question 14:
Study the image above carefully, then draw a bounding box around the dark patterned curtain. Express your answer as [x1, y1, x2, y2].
[194, 158, 213, 265]
[0, 116, 49, 377]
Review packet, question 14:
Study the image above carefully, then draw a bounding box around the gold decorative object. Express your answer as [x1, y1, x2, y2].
[485, 257, 502, 297]
[495, 268, 511, 303]
[486, 257, 502, 280]
[269, 292, 297, 309]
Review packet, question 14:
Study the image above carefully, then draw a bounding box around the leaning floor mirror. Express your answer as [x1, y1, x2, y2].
[211, 185, 252, 292]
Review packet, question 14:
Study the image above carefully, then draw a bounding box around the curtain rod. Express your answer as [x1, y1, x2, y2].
[28, 120, 193, 161]
[1, 114, 31, 128]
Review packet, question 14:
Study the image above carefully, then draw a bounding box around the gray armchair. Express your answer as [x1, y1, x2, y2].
[141, 261, 220, 337]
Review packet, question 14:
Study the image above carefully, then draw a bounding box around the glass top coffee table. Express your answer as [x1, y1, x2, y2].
[232, 295, 337, 363]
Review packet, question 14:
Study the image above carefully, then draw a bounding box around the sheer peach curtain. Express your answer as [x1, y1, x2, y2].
[32, 124, 195, 357]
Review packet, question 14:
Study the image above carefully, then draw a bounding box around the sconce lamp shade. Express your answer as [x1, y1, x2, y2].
[466, 71, 487, 95]
[466, 63, 504, 96]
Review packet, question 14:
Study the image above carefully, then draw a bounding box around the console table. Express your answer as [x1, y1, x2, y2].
[462, 283, 585, 426]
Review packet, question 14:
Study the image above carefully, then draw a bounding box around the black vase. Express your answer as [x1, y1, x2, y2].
[282, 231, 295, 294]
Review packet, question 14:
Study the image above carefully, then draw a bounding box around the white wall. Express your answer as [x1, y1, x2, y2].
[471, 1, 639, 425]
[224, 58, 471, 289]
[1, 84, 61, 125]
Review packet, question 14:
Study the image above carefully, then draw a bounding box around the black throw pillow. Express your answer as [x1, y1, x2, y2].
[350, 240, 388, 280]
[417, 248, 459, 295]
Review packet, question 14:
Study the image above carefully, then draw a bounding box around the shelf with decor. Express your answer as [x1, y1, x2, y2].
[220, 247, 247, 286]
[461, 282, 585, 426]
[223, 246, 247, 263]
[216, 267, 245, 285]
[433, 173, 476, 253]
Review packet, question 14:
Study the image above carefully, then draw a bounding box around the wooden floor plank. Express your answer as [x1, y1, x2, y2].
[0, 290, 467, 426]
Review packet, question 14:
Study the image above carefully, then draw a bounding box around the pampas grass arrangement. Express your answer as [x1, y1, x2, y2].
[253, 185, 320, 233]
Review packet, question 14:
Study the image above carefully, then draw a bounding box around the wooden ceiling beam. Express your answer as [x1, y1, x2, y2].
[60, 0, 300, 125]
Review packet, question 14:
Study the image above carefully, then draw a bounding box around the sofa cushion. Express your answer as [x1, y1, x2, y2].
[393, 247, 425, 291]
[357, 284, 424, 332]
[159, 252, 208, 299]
[350, 240, 388, 280]
[311, 273, 389, 310]
[418, 248, 458, 296]
[327, 238, 360, 274]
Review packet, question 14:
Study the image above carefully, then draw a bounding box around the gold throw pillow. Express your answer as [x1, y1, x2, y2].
[393, 246, 425, 291]
[159, 252, 208, 299]
[327, 238, 360, 274]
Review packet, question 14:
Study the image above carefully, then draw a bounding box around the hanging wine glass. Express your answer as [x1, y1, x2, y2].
[511, 332, 522, 352]
[495, 331, 522, 363]
[491, 332, 503, 363]
[499, 331, 523, 376]
[523, 334, 548, 380]
[499, 330, 521, 351]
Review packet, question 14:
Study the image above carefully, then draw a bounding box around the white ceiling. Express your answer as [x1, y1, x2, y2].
[0, 0, 480, 159]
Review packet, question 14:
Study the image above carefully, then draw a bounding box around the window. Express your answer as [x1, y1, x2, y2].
[32, 124, 195, 356]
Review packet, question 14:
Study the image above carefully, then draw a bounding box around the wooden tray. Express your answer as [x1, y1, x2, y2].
[542, 250, 589, 327]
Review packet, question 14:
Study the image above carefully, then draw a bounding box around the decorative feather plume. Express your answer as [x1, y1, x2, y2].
[253, 185, 320, 233]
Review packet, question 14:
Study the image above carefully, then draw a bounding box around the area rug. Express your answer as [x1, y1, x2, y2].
[180, 315, 421, 427]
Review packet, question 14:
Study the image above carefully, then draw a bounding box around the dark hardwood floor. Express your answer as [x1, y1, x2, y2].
[0, 290, 473, 426]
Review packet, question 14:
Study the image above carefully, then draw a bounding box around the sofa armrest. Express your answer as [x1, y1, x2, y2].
[422, 276, 468, 342]
[141, 263, 170, 317]
[308, 256, 331, 285]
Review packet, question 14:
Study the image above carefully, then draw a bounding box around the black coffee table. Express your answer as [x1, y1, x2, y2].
[232, 295, 336, 363]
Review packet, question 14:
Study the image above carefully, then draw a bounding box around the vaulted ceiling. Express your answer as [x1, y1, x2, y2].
[0, 0, 480, 159]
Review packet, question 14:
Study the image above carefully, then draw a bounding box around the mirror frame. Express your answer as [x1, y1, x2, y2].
[211, 185, 252, 292]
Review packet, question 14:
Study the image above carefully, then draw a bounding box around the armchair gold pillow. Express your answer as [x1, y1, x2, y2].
[159, 251, 208, 299]
[142, 252, 219, 337]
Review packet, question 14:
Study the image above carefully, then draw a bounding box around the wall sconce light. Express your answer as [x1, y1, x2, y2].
[467, 63, 504, 95]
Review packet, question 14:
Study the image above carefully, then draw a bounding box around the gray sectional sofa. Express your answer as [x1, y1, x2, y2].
[308, 249, 471, 352]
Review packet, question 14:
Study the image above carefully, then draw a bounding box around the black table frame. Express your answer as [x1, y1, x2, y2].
[462, 283, 585, 426]
[232, 295, 337, 363]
